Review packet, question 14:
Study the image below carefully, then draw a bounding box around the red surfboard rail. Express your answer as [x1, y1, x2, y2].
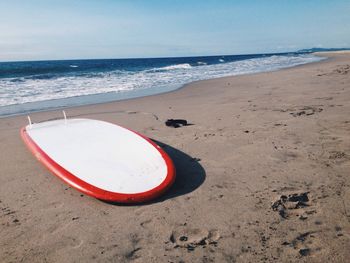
[20, 123, 176, 203]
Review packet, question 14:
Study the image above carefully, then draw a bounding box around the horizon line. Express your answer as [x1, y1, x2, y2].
[0, 48, 331, 64]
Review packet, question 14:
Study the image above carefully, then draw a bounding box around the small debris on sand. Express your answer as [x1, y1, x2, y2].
[299, 248, 311, 256]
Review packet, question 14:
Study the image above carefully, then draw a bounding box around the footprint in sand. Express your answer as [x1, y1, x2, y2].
[0, 201, 20, 227]
[170, 228, 220, 251]
[289, 106, 323, 117]
[328, 151, 349, 163]
[271, 192, 312, 219]
[282, 231, 319, 257]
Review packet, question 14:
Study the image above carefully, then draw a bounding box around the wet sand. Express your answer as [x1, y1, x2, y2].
[1, 52, 349, 262]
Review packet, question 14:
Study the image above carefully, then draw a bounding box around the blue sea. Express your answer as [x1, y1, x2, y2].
[0, 52, 325, 117]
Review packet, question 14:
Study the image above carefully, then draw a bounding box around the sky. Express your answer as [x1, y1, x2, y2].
[0, 0, 350, 61]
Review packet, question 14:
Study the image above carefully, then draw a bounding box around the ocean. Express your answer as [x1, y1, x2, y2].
[0, 52, 325, 117]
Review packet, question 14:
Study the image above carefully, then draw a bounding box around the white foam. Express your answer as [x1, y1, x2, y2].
[0, 54, 325, 107]
[158, 63, 192, 70]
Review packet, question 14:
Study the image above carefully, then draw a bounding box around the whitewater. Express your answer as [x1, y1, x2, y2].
[0, 53, 325, 116]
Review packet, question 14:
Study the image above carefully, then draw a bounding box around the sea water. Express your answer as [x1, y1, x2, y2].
[0, 52, 325, 117]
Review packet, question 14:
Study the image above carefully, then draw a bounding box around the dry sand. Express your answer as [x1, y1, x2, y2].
[1, 52, 350, 262]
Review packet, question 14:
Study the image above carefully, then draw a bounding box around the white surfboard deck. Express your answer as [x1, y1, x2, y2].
[21, 118, 175, 203]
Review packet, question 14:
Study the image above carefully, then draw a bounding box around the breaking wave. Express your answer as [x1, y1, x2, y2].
[0, 53, 325, 115]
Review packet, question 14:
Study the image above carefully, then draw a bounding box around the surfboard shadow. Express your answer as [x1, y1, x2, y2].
[151, 139, 206, 203]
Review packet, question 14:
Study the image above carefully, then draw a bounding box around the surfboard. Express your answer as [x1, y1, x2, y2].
[21, 116, 175, 203]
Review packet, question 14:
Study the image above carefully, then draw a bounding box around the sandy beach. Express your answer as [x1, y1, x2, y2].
[1, 52, 349, 262]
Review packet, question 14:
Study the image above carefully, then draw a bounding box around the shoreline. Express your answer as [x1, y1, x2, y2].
[1, 51, 349, 262]
[0, 53, 326, 119]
